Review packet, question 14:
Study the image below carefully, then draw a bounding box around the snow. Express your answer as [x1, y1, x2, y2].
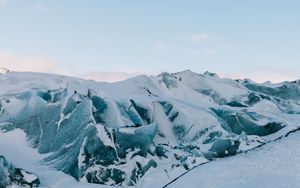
[0, 72, 68, 95]
[20, 169, 38, 183]
[1, 70, 300, 187]
[152, 102, 177, 144]
[248, 99, 281, 113]
[0, 97, 26, 116]
[102, 98, 123, 128]
[0, 129, 112, 188]
[96, 124, 115, 148]
[137, 156, 208, 188]
[167, 131, 300, 188]
[171, 70, 249, 101]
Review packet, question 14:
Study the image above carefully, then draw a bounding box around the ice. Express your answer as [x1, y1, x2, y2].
[0, 70, 300, 187]
[0, 129, 111, 188]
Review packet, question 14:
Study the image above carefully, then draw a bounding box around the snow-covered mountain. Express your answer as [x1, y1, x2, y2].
[0, 68, 9, 74]
[0, 70, 300, 187]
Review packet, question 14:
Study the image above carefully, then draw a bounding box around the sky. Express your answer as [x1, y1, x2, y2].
[0, 0, 300, 83]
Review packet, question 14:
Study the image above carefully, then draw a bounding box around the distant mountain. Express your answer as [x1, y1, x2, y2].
[0, 70, 300, 187]
[0, 67, 9, 74]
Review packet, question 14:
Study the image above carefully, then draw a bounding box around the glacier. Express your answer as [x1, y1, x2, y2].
[0, 70, 300, 187]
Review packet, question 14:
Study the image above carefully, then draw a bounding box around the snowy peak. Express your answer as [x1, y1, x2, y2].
[203, 71, 218, 77]
[156, 70, 248, 103]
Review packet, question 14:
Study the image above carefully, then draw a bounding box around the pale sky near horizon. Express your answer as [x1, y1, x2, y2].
[0, 0, 300, 83]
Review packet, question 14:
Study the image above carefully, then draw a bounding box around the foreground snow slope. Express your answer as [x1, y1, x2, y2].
[167, 131, 300, 188]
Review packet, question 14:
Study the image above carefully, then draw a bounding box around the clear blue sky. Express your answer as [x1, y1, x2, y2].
[0, 0, 300, 82]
